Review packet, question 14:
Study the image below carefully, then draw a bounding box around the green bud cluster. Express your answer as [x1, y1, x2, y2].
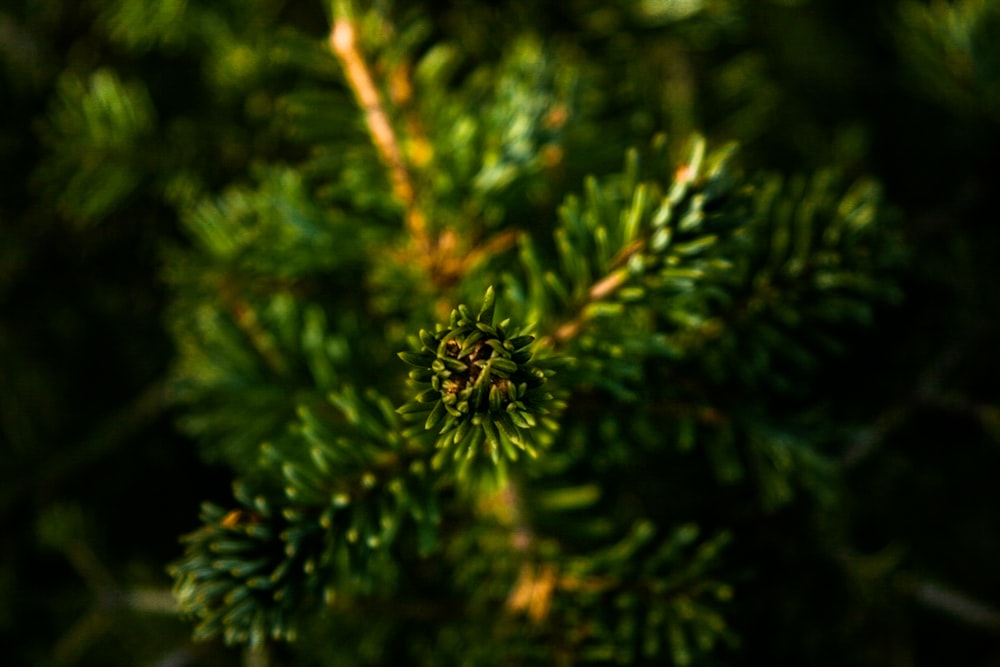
[397, 286, 551, 464]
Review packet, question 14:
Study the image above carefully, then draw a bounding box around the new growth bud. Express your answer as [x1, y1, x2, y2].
[397, 287, 552, 464]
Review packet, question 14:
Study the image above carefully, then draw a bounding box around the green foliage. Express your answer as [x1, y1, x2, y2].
[666, 168, 904, 397]
[166, 283, 353, 471]
[897, 0, 1000, 121]
[171, 386, 439, 647]
[413, 35, 580, 214]
[36, 69, 156, 224]
[94, 0, 190, 51]
[397, 287, 558, 471]
[507, 137, 750, 394]
[158, 3, 905, 657]
[164, 114, 896, 656]
[555, 522, 735, 665]
[8, 0, 1000, 665]
[174, 165, 370, 276]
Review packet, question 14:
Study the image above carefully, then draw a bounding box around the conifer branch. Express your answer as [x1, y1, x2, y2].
[331, 15, 518, 293]
[330, 16, 429, 252]
[549, 270, 629, 346]
[548, 157, 707, 348]
[903, 576, 1000, 631]
[434, 228, 523, 291]
[397, 286, 557, 468]
[218, 279, 289, 378]
[545, 240, 644, 347]
[389, 60, 434, 171]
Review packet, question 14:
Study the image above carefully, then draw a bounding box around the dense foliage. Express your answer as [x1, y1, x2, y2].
[3, 1, 1000, 665]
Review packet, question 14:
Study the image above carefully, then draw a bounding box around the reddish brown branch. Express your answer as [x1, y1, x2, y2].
[218, 280, 288, 377]
[543, 239, 647, 348]
[330, 17, 429, 252]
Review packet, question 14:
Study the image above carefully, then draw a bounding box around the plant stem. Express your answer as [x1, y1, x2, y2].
[330, 16, 429, 254]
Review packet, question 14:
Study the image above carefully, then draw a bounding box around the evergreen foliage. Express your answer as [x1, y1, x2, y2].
[4, 0, 1000, 665]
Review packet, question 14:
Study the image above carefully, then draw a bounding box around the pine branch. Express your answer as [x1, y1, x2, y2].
[218, 278, 291, 379]
[504, 520, 735, 664]
[542, 161, 703, 348]
[903, 576, 1000, 631]
[330, 13, 522, 294]
[545, 238, 645, 347]
[397, 286, 562, 475]
[160, 4, 913, 662]
[170, 386, 442, 647]
[329, 15, 427, 251]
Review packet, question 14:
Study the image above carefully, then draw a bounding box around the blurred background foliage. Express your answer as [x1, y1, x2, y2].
[1, 0, 999, 665]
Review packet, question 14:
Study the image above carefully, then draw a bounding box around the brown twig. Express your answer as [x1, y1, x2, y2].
[218, 279, 289, 378]
[507, 562, 557, 623]
[330, 14, 533, 296]
[900, 575, 1000, 632]
[542, 239, 647, 348]
[548, 269, 629, 345]
[430, 227, 523, 290]
[390, 60, 434, 170]
[330, 16, 429, 252]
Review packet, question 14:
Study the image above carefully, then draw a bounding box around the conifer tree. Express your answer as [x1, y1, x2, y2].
[8, 0, 1000, 665]
[164, 1, 905, 662]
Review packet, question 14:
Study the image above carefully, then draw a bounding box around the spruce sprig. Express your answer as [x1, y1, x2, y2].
[397, 286, 556, 468]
